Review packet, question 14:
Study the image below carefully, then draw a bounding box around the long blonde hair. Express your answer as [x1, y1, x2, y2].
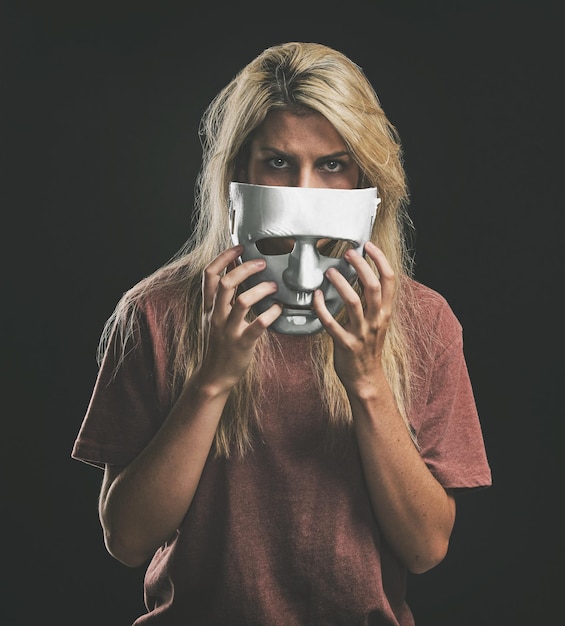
[100, 42, 416, 457]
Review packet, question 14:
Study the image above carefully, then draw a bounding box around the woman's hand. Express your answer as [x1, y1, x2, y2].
[198, 245, 282, 393]
[312, 241, 394, 395]
[99, 245, 281, 568]
[314, 243, 455, 573]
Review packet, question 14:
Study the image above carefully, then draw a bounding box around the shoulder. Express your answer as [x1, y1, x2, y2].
[400, 277, 463, 355]
[403, 277, 460, 325]
[102, 261, 201, 359]
[121, 261, 201, 326]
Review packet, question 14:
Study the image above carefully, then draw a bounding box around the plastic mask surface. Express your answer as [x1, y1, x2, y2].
[229, 182, 380, 335]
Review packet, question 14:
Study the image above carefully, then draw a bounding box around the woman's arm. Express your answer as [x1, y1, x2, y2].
[313, 242, 455, 574]
[346, 372, 456, 574]
[99, 245, 281, 567]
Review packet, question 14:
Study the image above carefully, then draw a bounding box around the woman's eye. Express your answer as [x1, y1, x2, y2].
[269, 157, 288, 169]
[323, 160, 344, 172]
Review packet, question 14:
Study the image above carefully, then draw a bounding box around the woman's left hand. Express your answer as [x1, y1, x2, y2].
[312, 241, 395, 395]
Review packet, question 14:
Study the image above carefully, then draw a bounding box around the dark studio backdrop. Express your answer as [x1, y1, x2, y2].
[3, 1, 562, 625]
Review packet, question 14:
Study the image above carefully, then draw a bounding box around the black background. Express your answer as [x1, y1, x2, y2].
[3, 1, 563, 624]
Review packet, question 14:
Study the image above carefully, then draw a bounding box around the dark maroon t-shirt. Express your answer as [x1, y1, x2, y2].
[72, 279, 491, 625]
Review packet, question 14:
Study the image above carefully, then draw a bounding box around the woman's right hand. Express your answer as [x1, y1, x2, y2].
[100, 245, 281, 567]
[197, 245, 281, 394]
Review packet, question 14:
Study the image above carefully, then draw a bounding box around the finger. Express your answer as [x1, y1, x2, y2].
[214, 258, 268, 314]
[324, 267, 365, 334]
[312, 288, 350, 343]
[244, 303, 283, 341]
[228, 280, 278, 325]
[343, 248, 383, 321]
[202, 245, 243, 312]
[361, 242, 395, 315]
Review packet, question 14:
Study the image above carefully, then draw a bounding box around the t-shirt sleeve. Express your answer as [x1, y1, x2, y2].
[412, 297, 492, 491]
[71, 306, 170, 469]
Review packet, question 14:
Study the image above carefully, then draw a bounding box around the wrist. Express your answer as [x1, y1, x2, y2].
[340, 363, 388, 403]
[186, 369, 235, 403]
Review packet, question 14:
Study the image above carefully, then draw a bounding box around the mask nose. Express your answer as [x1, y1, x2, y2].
[282, 240, 324, 292]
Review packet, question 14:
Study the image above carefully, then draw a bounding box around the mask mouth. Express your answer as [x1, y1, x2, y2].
[280, 304, 315, 313]
[284, 290, 314, 308]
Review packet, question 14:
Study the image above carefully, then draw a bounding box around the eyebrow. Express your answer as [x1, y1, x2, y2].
[259, 147, 353, 160]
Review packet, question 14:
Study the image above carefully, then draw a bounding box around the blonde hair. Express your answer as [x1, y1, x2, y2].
[100, 42, 416, 457]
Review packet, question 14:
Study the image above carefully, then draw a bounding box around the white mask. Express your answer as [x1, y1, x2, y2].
[229, 182, 380, 335]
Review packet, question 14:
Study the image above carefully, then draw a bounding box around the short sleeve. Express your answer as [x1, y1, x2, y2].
[71, 304, 171, 469]
[409, 288, 492, 491]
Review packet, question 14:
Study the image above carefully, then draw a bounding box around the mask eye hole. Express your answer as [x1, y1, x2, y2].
[317, 239, 357, 258]
[256, 237, 296, 255]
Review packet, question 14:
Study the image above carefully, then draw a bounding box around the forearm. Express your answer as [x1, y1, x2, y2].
[349, 370, 455, 574]
[100, 376, 230, 567]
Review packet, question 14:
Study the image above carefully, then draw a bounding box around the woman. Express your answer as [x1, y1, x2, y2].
[72, 41, 491, 625]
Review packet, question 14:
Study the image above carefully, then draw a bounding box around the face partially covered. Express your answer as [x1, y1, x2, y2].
[229, 182, 379, 334]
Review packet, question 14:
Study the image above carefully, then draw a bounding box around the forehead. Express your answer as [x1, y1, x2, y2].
[250, 109, 348, 152]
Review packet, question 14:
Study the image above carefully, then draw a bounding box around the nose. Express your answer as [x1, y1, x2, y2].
[283, 240, 324, 292]
[286, 161, 330, 188]
[296, 169, 316, 188]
